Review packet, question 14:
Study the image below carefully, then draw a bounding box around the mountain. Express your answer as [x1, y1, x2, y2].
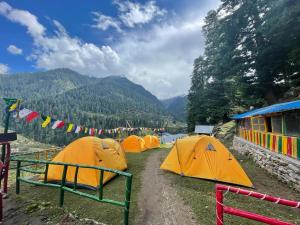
[0, 68, 170, 145]
[162, 95, 187, 122]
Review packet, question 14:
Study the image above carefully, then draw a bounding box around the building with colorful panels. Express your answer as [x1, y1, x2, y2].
[232, 100, 300, 160]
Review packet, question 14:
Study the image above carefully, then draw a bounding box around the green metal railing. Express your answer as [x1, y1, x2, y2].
[12, 157, 133, 225]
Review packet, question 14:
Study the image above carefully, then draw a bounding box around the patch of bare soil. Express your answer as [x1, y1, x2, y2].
[2, 194, 107, 225]
[136, 151, 197, 225]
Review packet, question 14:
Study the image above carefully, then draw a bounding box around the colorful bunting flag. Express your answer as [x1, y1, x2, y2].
[52, 120, 65, 129]
[26, 111, 39, 123]
[17, 108, 32, 119]
[89, 128, 95, 136]
[6, 99, 165, 136]
[67, 124, 74, 132]
[75, 126, 81, 133]
[8, 99, 21, 112]
[42, 116, 52, 128]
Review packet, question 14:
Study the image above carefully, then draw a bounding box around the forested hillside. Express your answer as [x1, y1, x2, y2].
[162, 96, 187, 121]
[0, 69, 170, 145]
[188, 0, 300, 131]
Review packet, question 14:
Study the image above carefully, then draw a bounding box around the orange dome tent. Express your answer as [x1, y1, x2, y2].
[121, 135, 146, 153]
[143, 135, 160, 149]
[160, 135, 253, 187]
[46, 137, 127, 189]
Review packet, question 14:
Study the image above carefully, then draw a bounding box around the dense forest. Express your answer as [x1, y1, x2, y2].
[162, 96, 187, 122]
[0, 68, 170, 145]
[188, 0, 300, 131]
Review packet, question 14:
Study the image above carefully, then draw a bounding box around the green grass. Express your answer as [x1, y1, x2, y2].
[163, 149, 300, 225]
[8, 150, 156, 225]
[7, 147, 300, 225]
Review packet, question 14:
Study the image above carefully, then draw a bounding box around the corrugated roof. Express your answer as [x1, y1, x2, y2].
[194, 125, 214, 134]
[232, 100, 300, 119]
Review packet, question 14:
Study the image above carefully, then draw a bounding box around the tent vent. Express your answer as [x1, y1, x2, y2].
[102, 143, 109, 149]
[206, 143, 215, 151]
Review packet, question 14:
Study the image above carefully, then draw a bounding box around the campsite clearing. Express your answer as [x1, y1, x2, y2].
[3, 147, 300, 224]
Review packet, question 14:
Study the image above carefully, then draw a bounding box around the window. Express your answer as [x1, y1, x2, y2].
[251, 117, 265, 131]
[266, 117, 272, 132]
[271, 115, 282, 134]
[285, 111, 300, 137]
[244, 118, 251, 130]
[240, 118, 251, 130]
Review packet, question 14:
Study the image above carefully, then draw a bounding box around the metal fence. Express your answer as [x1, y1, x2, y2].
[12, 157, 133, 225]
[216, 184, 300, 225]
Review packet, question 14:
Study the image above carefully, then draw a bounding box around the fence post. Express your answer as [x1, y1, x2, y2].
[16, 161, 21, 194]
[124, 175, 132, 225]
[44, 164, 49, 183]
[98, 170, 104, 200]
[216, 186, 224, 225]
[73, 166, 79, 191]
[59, 165, 68, 207]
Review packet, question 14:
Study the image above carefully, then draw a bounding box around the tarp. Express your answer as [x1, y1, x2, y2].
[232, 100, 300, 119]
[161, 133, 187, 144]
[46, 137, 127, 188]
[194, 125, 214, 134]
[160, 135, 253, 187]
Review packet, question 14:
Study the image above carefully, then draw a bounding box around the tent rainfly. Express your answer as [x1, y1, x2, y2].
[121, 135, 146, 153]
[160, 135, 253, 187]
[46, 137, 127, 189]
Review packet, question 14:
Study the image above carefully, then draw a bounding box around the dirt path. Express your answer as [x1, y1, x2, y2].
[136, 151, 197, 225]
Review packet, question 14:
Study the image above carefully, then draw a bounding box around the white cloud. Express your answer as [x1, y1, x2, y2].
[0, 1, 44, 37]
[7, 44, 23, 55]
[0, 2, 121, 77]
[92, 12, 122, 32]
[0, 63, 9, 74]
[115, 18, 205, 98]
[0, 1, 220, 98]
[114, 0, 167, 28]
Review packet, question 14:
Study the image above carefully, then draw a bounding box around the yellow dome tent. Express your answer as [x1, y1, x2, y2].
[46, 137, 128, 188]
[143, 135, 160, 149]
[160, 135, 253, 187]
[121, 135, 146, 153]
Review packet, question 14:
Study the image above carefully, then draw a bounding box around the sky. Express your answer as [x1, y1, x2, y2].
[0, 0, 220, 99]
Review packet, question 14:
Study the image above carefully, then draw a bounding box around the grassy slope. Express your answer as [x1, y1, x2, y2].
[7, 150, 155, 225]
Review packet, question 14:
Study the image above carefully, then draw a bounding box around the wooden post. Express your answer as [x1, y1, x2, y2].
[282, 113, 286, 135]
[1, 112, 10, 162]
[3, 144, 11, 194]
[16, 161, 21, 194]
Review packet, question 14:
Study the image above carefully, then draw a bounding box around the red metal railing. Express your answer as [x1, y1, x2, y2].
[0, 142, 12, 221]
[216, 184, 300, 225]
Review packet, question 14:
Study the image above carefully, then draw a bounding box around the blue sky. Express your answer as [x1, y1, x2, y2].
[0, 0, 220, 98]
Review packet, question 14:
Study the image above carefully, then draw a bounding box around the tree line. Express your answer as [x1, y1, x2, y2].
[188, 0, 300, 131]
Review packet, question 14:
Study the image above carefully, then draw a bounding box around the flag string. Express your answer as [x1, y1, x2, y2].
[3, 98, 165, 136]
